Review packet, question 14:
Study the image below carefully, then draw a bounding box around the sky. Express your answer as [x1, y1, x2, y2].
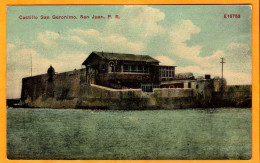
[7, 5, 252, 99]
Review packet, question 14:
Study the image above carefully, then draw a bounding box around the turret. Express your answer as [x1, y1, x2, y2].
[47, 65, 55, 82]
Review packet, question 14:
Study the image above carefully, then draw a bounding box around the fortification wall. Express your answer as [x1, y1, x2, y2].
[212, 85, 252, 107]
[154, 88, 193, 98]
[20, 71, 199, 109]
[20, 71, 252, 109]
[67, 84, 198, 109]
[21, 69, 86, 108]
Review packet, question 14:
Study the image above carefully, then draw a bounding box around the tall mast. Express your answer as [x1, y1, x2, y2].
[31, 53, 32, 76]
[220, 57, 225, 88]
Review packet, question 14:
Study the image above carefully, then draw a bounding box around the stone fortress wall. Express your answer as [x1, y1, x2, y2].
[20, 69, 252, 109]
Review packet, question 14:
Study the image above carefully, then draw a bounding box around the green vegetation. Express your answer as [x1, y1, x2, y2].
[7, 108, 251, 160]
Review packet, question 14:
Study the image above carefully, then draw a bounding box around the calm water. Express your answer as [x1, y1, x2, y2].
[7, 107, 251, 160]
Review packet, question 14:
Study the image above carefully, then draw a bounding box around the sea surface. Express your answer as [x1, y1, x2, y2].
[7, 107, 251, 160]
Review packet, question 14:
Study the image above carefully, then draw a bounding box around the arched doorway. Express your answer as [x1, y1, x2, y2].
[109, 62, 115, 72]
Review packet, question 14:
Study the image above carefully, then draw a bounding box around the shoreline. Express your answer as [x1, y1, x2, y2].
[6, 105, 252, 111]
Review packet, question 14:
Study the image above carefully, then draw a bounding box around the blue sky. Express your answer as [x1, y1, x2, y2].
[7, 5, 252, 98]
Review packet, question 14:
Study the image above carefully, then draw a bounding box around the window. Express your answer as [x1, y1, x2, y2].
[169, 72, 173, 77]
[141, 84, 159, 92]
[123, 64, 148, 73]
[123, 64, 130, 72]
[162, 71, 166, 77]
[160, 66, 174, 78]
[88, 67, 94, 74]
[144, 66, 148, 73]
[138, 65, 143, 71]
[131, 65, 137, 72]
[102, 64, 106, 71]
[142, 85, 153, 92]
[109, 62, 115, 72]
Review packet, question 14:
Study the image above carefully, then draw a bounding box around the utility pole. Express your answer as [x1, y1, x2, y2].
[31, 53, 32, 76]
[220, 57, 225, 88]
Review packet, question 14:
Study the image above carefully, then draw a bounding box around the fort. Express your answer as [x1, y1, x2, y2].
[20, 51, 251, 109]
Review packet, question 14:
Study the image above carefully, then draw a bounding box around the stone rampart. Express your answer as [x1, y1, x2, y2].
[20, 70, 198, 109]
[20, 71, 252, 109]
[212, 85, 252, 107]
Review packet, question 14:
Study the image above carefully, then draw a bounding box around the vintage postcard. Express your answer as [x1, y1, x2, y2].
[0, 0, 259, 163]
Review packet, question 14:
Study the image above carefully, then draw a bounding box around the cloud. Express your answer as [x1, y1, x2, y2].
[7, 43, 15, 52]
[177, 66, 205, 75]
[170, 20, 202, 59]
[7, 45, 39, 71]
[195, 50, 224, 69]
[7, 44, 42, 99]
[168, 20, 251, 85]
[99, 34, 143, 53]
[66, 36, 88, 45]
[37, 31, 61, 47]
[53, 53, 89, 72]
[154, 56, 175, 66]
[223, 70, 251, 85]
[106, 5, 165, 40]
[175, 44, 252, 85]
[171, 20, 201, 44]
[7, 7, 252, 98]
[37, 6, 165, 52]
[70, 28, 100, 37]
[7, 25, 145, 97]
[224, 43, 251, 73]
[38, 30, 89, 48]
[70, 28, 144, 54]
[177, 65, 251, 85]
[7, 42, 89, 99]
[36, 6, 163, 55]
[169, 20, 223, 69]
